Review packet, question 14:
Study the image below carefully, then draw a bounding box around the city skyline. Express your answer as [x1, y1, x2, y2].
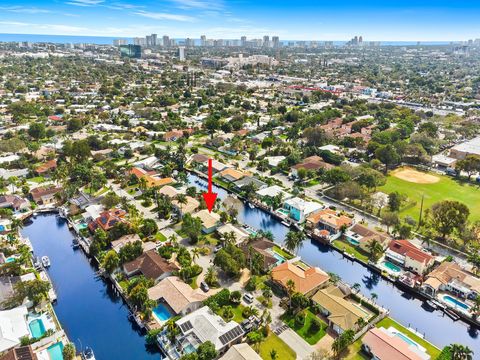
[0, 0, 480, 42]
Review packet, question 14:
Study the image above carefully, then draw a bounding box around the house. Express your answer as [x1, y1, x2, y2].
[312, 285, 371, 334]
[164, 130, 184, 142]
[220, 344, 262, 360]
[271, 262, 330, 296]
[35, 159, 57, 175]
[449, 136, 480, 160]
[147, 276, 207, 316]
[0, 346, 37, 360]
[0, 195, 29, 212]
[129, 167, 175, 188]
[193, 210, 221, 234]
[345, 224, 391, 253]
[0, 306, 29, 353]
[283, 197, 323, 223]
[88, 208, 127, 232]
[172, 196, 200, 216]
[240, 237, 279, 272]
[123, 250, 179, 283]
[158, 185, 179, 198]
[422, 261, 480, 299]
[30, 185, 62, 205]
[218, 168, 245, 183]
[256, 185, 292, 202]
[362, 327, 430, 360]
[233, 176, 267, 191]
[306, 209, 353, 241]
[290, 155, 334, 178]
[111, 234, 156, 254]
[190, 155, 227, 173]
[217, 224, 250, 244]
[385, 240, 434, 275]
[169, 306, 244, 357]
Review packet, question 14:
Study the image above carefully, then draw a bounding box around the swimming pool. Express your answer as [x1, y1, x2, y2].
[47, 342, 64, 360]
[273, 252, 286, 265]
[443, 295, 471, 311]
[5, 256, 16, 263]
[29, 318, 46, 338]
[383, 260, 402, 273]
[153, 303, 172, 322]
[347, 238, 360, 246]
[0, 225, 5, 232]
[395, 332, 418, 347]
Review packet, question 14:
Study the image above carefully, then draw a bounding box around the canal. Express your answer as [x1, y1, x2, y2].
[22, 214, 161, 360]
[188, 173, 480, 353]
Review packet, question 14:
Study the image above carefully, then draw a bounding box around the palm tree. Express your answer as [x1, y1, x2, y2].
[286, 279, 296, 307]
[355, 317, 366, 330]
[205, 266, 218, 287]
[352, 283, 361, 293]
[367, 239, 384, 261]
[270, 349, 278, 360]
[191, 247, 201, 264]
[370, 292, 378, 303]
[450, 344, 474, 360]
[223, 306, 234, 321]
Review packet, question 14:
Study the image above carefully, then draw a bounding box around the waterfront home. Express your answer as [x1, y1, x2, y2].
[0, 306, 29, 353]
[160, 306, 244, 359]
[233, 176, 267, 191]
[68, 191, 93, 212]
[422, 261, 480, 299]
[271, 262, 330, 296]
[385, 240, 434, 275]
[290, 155, 334, 178]
[123, 250, 179, 283]
[147, 276, 207, 316]
[283, 197, 323, 223]
[189, 154, 227, 173]
[111, 234, 156, 254]
[30, 185, 62, 205]
[345, 223, 391, 252]
[220, 343, 262, 360]
[158, 185, 180, 198]
[133, 156, 160, 170]
[129, 167, 175, 188]
[34, 159, 57, 176]
[193, 210, 221, 234]
[88, 208, 127, 232]
[362, 327, 430, 360]
[311, 285, 371, 335]
[240, 237, 279, 272]
[0, 195, 29, 212]
[217, 224, 250, 244]
[306, 209, 353, 241]
[0, 345, 37, 360]
[255, 185, 293, 203]
[218, 168, 245, 183]
[172, 196, 200, 217]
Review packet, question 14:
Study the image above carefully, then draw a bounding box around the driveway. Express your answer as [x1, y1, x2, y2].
[278, 328, 315, 360]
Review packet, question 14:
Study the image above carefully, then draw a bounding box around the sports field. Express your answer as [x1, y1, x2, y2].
[378, 167, 480, 222]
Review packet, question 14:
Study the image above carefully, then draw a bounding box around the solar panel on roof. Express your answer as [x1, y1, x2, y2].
[179, 320, 193, 333]
[219, 326, 244, 345]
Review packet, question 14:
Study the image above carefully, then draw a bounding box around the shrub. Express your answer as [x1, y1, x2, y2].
[294, 311, 305, 327]
[158, 246, 174, 259]
[230, 290, 241, 304]
[309, 318, 321, 333]
[245, 276, 258, 291]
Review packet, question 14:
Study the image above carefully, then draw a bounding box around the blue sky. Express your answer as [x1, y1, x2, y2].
[0, 0, 479, 41]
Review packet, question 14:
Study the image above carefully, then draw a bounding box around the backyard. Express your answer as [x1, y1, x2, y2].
[258, 333, 296, 360]
[281, 308, 328, 345]
[378, 167, 480, 221]
[332, 238, 370, 263]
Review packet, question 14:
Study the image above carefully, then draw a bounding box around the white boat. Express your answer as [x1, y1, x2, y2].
[281, 220, 291, 227]
[248, 202, 255, 209]
[82, 347, 96, 360]
[41, 256, 51, 268]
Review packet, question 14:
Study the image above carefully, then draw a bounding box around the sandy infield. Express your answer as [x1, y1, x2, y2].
[391, 167, 440, 184]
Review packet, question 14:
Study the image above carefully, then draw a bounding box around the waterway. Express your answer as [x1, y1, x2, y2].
[22, 214, 161, 360]
[188, 173, 480, 353]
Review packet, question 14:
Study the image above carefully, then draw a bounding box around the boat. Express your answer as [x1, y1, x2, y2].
[248, 202, 255, 209]
[425, 300, 438, 310]
[33, 257, 42, 270]
[72, 238, 80, 249]
[82, 347, 96, 360]
[445, 309, 460, 321]
[281, 220, 291, 227]
[41, 256, 51, 268]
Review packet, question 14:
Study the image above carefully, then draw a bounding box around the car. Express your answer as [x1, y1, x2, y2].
[243, 293, 254, 304]
[214, 244, 223, 253]
[200, 281, 210, 292]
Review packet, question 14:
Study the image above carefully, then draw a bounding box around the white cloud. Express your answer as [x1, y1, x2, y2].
[134, 10, 195, 22]
[0, 6, 51, 14]
[65, 0, 104, 7]
[171, 0, 224, 10]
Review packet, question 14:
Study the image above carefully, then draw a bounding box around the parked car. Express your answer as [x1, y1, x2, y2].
[214, 244, 223, 253]
[200, 281, 210, 292]
[243, 293, 254, 304]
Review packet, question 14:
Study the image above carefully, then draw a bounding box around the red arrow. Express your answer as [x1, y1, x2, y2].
[202, 158, 217, 212]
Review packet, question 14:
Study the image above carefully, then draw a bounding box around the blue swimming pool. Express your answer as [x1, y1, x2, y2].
[383, 260, 402, 273]
[443, 295, 470, 310]
[273, 252, 286, 265]
[0, 225, 5, 232]
[47, 342, 64, 360]
[395, 332, 418, 347]
[153, 303, 172, 321]
[5, 256, 16, 263]
[29, 318, 46, 339]
[347, 237, 360, 246]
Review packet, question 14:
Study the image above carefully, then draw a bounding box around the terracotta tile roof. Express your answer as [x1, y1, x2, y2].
[388, 240, 433, 264]
[219, 168, 245, 181]
[88, 208, 126, 232]
[35, 159, 57, 174]
[30, 185, 62, 203]
[271, 262, 329, 295]
[124, 250, 179, 280]
[362, 327, 427, 360]
[425, 261, 480, 293]
[307, 209, 353, 230]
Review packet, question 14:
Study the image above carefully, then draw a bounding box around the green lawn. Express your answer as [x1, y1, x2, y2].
[259, 334, 296, 360]
[155, 232, 167, 242]
[333, 238, 370, 263]
[376, 317, 441, 358]
[282, 309, 328, 345]
[272, 245, 294, 260]
[28, 176, 45, 183]
[345, 339, 370, 360]
[379, 169, 480, 221]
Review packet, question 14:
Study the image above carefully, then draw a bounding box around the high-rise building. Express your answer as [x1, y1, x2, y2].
[162, 35, 170, 47]
[151, 34, 158, 46]
[178, 46, 186, 61]
[272, 36, 280, 48]
[241, 36, 247, 47]
[200, 35, 207, 46]
[119, 44, 141, 58]
[263, 35, 270, 47]
[133, 37, 146, 46]
[113, 39, 127, 46]
[185, 38, 195, 47]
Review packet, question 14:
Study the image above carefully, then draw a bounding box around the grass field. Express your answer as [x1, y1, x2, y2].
[282, 309, 328, 345]
[259, 334, 296, 360]
[379, 169, 480, 221]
